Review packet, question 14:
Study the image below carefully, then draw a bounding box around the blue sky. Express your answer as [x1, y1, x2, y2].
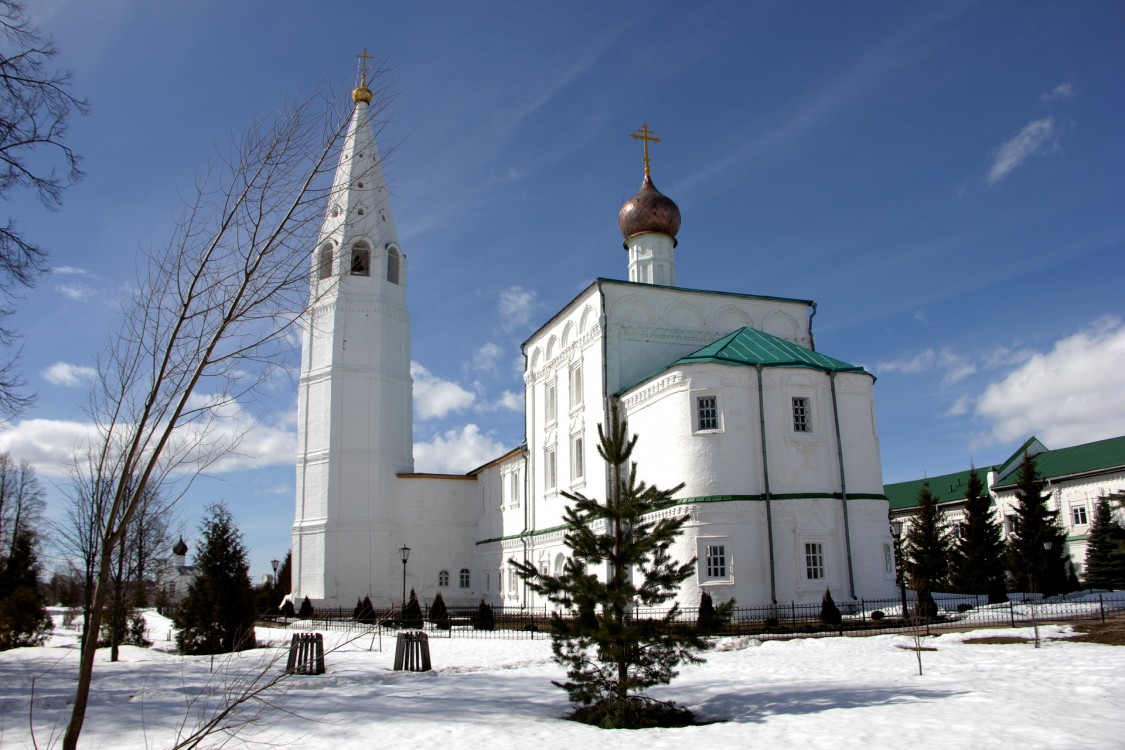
[3, 1, 1123, 579]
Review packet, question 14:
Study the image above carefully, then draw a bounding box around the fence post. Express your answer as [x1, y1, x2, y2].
[861, 599, 866, 625]
[1099, 593, 1105, 623]
[1009, 599, 1015, 627]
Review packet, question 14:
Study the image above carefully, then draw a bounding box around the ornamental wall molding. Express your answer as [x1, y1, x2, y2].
[620, 371, 685, 410]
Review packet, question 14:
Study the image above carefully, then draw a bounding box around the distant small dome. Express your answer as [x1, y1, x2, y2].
[618, 174, 681, 247]
[172, 536, 188, 556]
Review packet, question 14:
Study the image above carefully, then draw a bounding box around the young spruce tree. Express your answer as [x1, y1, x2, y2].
[948, 468, 1007, 602]
[174, 504, 257, 654]
[903, 481, 950, 619]
[512, 406, 716, 729]
[1084, 494, 1125, 589]
[1004, 452, 1071, 597]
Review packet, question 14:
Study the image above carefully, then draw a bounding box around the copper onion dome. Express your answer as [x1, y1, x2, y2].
[172, 536, 188, 556]
[618, 173, 681, 247]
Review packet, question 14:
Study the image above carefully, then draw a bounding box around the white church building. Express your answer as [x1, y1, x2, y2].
[291, 75, 900, 612]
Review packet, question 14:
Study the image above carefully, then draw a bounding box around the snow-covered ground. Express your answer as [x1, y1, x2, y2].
[1, 609, 1122, 749]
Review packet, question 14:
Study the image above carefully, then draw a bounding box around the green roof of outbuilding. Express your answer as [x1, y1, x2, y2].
[992, 435, 1125, 489]
[617, 327, 868, 397]
[884, 467, 995, 512]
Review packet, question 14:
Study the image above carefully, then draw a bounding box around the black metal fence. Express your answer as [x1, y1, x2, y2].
[257, 592, 1125, 641]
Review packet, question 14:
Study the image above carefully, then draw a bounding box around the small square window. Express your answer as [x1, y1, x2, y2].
[704, 544, 727, 578]
[805, 542, 825, 580]
[697, 395, 718, 431]
[1071, 505, 1088, 526]
[792, 397, 811, 433]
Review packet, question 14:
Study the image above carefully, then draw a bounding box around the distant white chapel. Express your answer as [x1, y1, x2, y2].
[291, 72, 900, 610]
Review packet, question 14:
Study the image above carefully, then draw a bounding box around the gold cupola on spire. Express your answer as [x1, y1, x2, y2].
[352, 48, 374, 104]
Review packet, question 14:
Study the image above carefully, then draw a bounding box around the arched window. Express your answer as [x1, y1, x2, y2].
[459, 568, 470, 588]
[317, 243, 333, 280]
[387, 245, 401, 285]
[350, 243, 370, 276]
[438, 570, 449, 587]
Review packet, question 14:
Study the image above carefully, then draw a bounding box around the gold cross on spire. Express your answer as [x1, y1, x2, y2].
[356, 47, 373, 85]
[631, 123, 661, 177]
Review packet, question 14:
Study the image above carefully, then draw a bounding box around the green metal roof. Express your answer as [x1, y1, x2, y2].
[884, 467, 996, 512]
[992, 435, 1125, 489]
[618, 327, 868, 396]
[672, 327, 866, 373]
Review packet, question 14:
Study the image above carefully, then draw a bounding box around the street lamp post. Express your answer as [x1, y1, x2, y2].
[271, 558, 280, 586]
[399, 545, 411, 615]
[891, 519, 909, 621]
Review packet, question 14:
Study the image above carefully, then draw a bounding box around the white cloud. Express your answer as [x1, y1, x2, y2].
[0, 400, 297, 478]
[469, 342, 502, 373]
[1041, 82, 1075, 102]
[413, 424, 509, 474]
[411, 361, 474, 419]
[497, 286, 536, 331]
[938, 348, 976, 385]
[987, 117, 1056, 185]
[875, 349, 935, 375]
[51, 266, 92, 276]
[945, 394, 973, 417]
[43, 362, 96, 387]
[973, 318, 1125, 448]
[475, 389, 522, 413]
[56, 282, 94, 301]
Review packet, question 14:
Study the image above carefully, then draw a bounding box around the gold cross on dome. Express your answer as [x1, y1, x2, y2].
[631, 123, 661, 176]
[356, 48, 373, 83]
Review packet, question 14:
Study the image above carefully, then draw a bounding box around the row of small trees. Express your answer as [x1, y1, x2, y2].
[901, 451, 1123, 612]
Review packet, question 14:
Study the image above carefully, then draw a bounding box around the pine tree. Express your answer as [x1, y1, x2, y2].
[174, 504, 258, 655]
[429, 591, 450, 629]
[512, 406, 709, 729]
[1004, 453, 1071, 597]
[0, 527, 52, 649]
[473, 599, 495, 631]
[948, 468, 1007, 602]
[903, 481, 951, 617]
[298, 596, 314, 619]
[402, 588, 423, 628]
[819, 589, 842, 626]
[1084, 495, 1125, 589]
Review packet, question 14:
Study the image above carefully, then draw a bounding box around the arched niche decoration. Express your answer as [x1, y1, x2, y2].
[350, 241, 371, 277]
[387, 244, 402, 285]
[317, 242, 334, 280]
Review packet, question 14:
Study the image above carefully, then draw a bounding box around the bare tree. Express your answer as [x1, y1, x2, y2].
[60, 65, 394, 749]
[0, 451, 45, 555]
[0, 1, 88, 417]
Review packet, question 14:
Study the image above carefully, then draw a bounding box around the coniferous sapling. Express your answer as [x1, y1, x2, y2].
[473, 599, 495, 631]
[511, 406, 713, 729]
[402, 588, 423, 628]
[948, 468, 1007, 603]
[0, 527, 52, 650]
[429, 591, 450, 629]
[820, 589, 842, 626]
[298, 596, 314, 619]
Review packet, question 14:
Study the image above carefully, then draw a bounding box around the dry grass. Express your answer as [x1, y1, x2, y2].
[962, 635, 1031, 645]
[1064, 619, 1125, 646]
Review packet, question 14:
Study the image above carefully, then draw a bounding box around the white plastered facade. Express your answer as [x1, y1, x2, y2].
[292, 97, 900, 610]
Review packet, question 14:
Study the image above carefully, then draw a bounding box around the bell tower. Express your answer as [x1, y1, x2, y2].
[292, 54, 414, 606]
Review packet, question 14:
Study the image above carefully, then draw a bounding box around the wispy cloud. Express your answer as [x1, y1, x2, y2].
[468, 342, 502, 374]
[413, 424, 509, 474]
[497, 286, 537, 332]
[972, 317, 1125, 449]
[42, 362, 96, 387]
[55, 282, 94, 301]
[1041, 82, 1075, 102]
[411, 361, 475, 419]
[986, 117, 1056, 185]
[875, 347, 976, 385]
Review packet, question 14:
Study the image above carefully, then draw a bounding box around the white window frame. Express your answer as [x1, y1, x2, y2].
[1070, 505, 1088, 526]
[508, 471, 520, 508]
[438, 569, 449, 587]
[460, 568, 471, 588]
[569, 363, 583, 411]
[570, 433, 585, 483]
[545, 447, 557, 492]
[694, 393, 721, 433]
[698, 538, 732, 584]
[804, 542, 826, 582]
[545, 379, 557, 426]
